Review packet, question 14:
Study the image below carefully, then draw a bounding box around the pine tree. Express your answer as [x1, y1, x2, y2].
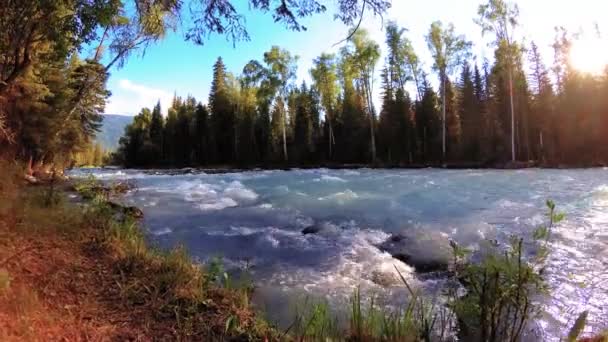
[528, 41, 555, 163]
[163, 107, 178, 164]
[444, 78, 461, 159]
[459, 62, 481, 160]
[150, 100, 164, 155]
[193, 104, 210, 165]
[415, 76, 442, 162]
[270, 98, 287, 161]
[209, 57, 235, 164]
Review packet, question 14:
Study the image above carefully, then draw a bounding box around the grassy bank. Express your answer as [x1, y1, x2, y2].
[1, 161, 606, 341]
[0, 162, 277, 341]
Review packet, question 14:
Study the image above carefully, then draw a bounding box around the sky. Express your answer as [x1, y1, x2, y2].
[102, 0, 607, 116]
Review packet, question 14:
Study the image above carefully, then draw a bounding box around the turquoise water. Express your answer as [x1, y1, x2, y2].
[70, 168, 608, 339]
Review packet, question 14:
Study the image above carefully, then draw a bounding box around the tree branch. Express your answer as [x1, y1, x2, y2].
[332, 1, 366, 47]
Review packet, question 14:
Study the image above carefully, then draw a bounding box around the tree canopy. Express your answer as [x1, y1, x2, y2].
[114, 16, 608, 168]
[0, 0, 390, 169]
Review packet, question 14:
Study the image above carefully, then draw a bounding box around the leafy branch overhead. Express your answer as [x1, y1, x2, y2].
[0, 0, 389, 96]
[185, 0, 390, 45]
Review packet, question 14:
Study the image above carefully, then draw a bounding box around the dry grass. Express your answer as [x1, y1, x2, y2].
[0, 161, 277, 341]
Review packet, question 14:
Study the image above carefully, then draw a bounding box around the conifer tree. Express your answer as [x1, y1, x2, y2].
[149, 101, 164, 155]
[209, 57, 235, 164]
[459, 63, 481, 160]
[193, 103, 210, 165]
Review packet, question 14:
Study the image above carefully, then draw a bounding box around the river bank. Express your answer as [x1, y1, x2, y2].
[88, 159, 608, 178]
[0, 164, 277, 341]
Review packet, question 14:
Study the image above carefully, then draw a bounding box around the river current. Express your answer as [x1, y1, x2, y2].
[69, 167, 608, 339]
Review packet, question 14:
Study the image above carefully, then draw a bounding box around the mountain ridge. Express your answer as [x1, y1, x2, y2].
[95, 114, 133, 151]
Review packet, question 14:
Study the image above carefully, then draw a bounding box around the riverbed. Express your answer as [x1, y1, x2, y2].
[69, 167, 608, 339]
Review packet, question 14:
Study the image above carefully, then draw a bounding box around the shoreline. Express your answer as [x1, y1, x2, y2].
[0, 168, 278, 340]
[88, 160, 608, 176]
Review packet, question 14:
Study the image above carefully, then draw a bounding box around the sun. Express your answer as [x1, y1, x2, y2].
[570, 36, 608, 76]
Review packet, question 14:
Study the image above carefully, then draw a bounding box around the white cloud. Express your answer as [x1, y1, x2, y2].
[105, 79, 173, 116]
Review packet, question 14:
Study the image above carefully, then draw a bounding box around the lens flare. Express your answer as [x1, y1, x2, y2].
[570, 36, 608, 75]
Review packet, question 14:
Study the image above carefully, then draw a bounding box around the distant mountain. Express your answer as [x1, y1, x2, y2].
[95, 114, 133, 151]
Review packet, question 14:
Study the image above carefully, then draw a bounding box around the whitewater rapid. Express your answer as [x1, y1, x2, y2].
[69, 167, 608, 339]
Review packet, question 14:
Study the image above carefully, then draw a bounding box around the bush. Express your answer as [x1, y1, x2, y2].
[450, 200, 563, 342]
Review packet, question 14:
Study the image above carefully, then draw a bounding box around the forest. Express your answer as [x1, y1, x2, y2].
[0, 0, 390, 172]
[114, 22, 608, 168]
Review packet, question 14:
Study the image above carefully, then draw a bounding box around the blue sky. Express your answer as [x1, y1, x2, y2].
[102, 0, 607, 116]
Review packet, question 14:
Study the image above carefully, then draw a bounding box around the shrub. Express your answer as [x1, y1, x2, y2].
[450, 200, 563, 342]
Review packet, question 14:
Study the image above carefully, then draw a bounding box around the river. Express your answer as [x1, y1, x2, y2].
[69, 167, 608, 339]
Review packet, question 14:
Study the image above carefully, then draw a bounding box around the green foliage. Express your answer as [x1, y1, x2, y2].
[72, 183, 268, 339]
[112, 16, 608, 168]
[290, 298, 340, 340]
[451, 237, 543, 341]
[4, 0, 608, 169]
[451, 200, 564, 342]
[72, 143, 109, 167]
[287, 268, 454, 342]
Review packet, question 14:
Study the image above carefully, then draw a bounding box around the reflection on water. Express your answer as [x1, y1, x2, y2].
[69, 167, 608, 339]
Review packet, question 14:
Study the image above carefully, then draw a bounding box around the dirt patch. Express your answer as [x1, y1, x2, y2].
[0, 219, 149, 341]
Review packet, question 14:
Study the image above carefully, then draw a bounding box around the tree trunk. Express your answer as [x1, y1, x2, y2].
[366, 93, 376, 164]
[369, 111, 376, 163]
[508, 66, 516, 161]
[423, 126, 427, 161]
[328, 118, 334, 160]
[234, 122, 238, 162]
[442, 75, 447, 162]
[282, 111, 288, 162]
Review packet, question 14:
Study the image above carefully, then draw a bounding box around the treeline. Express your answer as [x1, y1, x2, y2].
[0, 0, 384, 172]
[116, 16, 608, 168]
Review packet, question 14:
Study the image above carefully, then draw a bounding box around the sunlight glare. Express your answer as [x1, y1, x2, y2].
[570, 36, 608, 75]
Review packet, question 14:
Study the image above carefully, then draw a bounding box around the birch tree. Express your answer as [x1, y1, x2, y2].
[476, 0, 520, 161]
[349, 29, 381, 163]
[426, 21, 471, 161]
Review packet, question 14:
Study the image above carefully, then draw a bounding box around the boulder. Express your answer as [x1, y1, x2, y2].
[301, 222, 342, 236]
[108, 201, 144, 219]
[379, 230, 453, 273]
[370, 270, 401, 287]
[111, 181, 135, 194]
[301, 225, 322, 235]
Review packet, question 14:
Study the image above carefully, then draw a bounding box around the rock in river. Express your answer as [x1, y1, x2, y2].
[301, 222, 340, 236]
[302, 225, 322, 235]
[379, 230, 453, 273]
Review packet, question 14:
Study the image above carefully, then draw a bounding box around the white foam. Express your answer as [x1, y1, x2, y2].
[266, 227, 417, 301]
[183, 183, 219, 202]
[199, 197, 238, 211]
[223, 181, 258, 201]
[342, 170, 361, 176]
[318, 190, 359, 204]
[314, 175, 347, 182]
[155, 179, 260, 211]
[151, 227, 172, 236]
